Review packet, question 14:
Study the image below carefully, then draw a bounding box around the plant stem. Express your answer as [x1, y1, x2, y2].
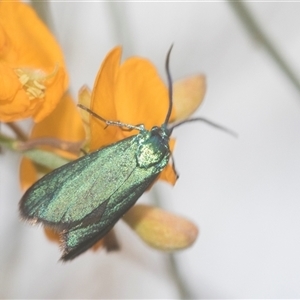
[151, 187, 195, 299]
[6, 122, 27, 141]
[168, 253, 195, 299]
[228, 1, 300, 94]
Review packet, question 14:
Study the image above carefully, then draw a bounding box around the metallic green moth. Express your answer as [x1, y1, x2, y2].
[19, 48, 175, 261]
[20, 128, 170, 261]
[19, 47, 233, 261]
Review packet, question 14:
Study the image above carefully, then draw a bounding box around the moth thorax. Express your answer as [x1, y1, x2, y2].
[136, 127, 170, 169]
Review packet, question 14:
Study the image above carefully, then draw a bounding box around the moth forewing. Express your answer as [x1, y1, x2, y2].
[19, 126, 172, 261]
[20, 135, 137, 226]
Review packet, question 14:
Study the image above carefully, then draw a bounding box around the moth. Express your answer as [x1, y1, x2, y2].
[19, 47, 233, 261]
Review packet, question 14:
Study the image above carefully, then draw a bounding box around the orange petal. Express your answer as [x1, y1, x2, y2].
[0, 1, 66, 68]
[0, 89, 30, 121]
[123, 204, 199, 251]
[30, 93, 85, 158]
[89, 47, 175, 151]
[78, 85, 92, 149]
[173, 75, 206, 122]
[33, 66, 68, 122]
[31, 93, 83, 141]
[0, 1, 68, 122]
[0, 62, 32, 121]
[90, 47, 122, 151]
[158, 164, 177, 186]
[44, 227, 60, 243]
[19, 157, 38, 191]
[115, 57, 169, 131]
[0, 62, 22, 101]
[159, 138, 177, 185]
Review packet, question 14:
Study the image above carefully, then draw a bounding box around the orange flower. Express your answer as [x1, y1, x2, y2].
[0, 0, 68, 122]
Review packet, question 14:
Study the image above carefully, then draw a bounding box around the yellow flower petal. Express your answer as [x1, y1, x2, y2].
[173, 75, 206, 122]
[123, 204, 199, 251]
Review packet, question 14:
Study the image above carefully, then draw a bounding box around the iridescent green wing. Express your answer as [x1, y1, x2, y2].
[61, 163, 160, 260]
[20, 131, 170, 260]
[19, 135, 148, 229]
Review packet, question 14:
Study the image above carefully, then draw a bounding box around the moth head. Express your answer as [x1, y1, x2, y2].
[136, 126, 170, 169]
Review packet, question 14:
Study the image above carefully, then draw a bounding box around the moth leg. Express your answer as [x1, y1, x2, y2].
[80, 148, 88, 155]
[102, 229, 120, 252]
[117, 123, 144, 132]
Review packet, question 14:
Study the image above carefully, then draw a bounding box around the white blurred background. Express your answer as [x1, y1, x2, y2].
[1, 1, 300, 298]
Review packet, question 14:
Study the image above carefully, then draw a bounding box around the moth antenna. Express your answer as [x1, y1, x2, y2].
[170, 117, 238, 138]
[164, 44, 174, 125]
[78, 104, 108, 123]
[77, 104, 143, 131]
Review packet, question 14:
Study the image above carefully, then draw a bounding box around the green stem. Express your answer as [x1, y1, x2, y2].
[228, 1, 300, 94]
[0, 134, 16, 150]
[0, 133, 71, 170]
[23, 148, 71, 170]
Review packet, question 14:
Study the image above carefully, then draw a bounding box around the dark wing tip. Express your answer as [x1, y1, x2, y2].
[19, 193, 36, 222]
